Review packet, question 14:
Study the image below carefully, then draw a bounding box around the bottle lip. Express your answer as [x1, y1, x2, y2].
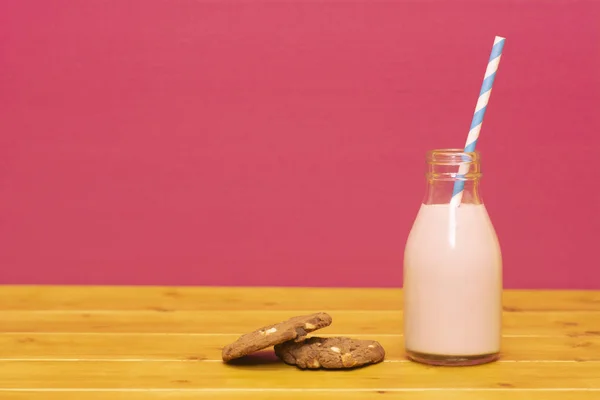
[426, 148, 480, 165]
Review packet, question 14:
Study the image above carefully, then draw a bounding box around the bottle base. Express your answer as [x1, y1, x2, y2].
[406, 349, 499, 366]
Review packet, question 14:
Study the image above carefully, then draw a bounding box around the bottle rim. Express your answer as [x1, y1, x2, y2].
[426, 148, 482, 181]
[426, 148, 480, 166]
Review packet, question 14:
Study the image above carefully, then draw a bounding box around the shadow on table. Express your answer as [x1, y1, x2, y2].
[225, 349, 282, 366]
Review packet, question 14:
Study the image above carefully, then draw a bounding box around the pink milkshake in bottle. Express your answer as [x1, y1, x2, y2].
[403, 149, 502, 366]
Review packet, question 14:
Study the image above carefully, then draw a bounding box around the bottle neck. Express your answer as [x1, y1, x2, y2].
[423, 149, 483, 205]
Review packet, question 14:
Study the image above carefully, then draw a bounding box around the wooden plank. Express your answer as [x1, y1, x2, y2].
[0, 286, 402, 311]
[1, 286, 599, 311]
[1, 310, 599, 337]
[0, 361, 599, 389]
[1, 333, 599, 362]
[0, 391, 599, 400]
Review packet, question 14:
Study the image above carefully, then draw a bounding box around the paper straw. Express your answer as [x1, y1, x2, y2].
[451, 36, 506, 207]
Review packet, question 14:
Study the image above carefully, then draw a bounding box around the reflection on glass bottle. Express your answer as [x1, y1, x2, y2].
[403, 149, 503, 366]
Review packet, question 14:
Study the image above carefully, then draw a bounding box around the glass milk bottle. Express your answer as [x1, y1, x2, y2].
[403, 149, 503, 366]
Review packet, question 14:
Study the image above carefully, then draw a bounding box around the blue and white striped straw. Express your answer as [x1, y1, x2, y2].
[451, 36, 506, 207]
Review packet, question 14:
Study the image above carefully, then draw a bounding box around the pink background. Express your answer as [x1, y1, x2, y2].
[1, 1, 599, 288]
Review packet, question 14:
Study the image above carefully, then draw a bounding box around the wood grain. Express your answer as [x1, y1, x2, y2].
[2, 310, 599, 337]
[1, 333, 599, 361]
[1, 285, 599, 399]
[1, 392, 599, 400]
[0, 360, 599, 389]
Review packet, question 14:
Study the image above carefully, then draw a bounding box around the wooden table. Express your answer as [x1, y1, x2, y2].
[0, 286, 599, 399]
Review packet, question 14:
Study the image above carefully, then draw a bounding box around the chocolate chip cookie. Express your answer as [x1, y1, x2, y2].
[221, 312, 332, 361]
[274, 336, 385, 369]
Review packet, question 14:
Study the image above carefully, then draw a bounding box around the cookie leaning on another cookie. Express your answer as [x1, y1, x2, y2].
[221, 312, 332, 362]
[274, 336, 385, 369]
